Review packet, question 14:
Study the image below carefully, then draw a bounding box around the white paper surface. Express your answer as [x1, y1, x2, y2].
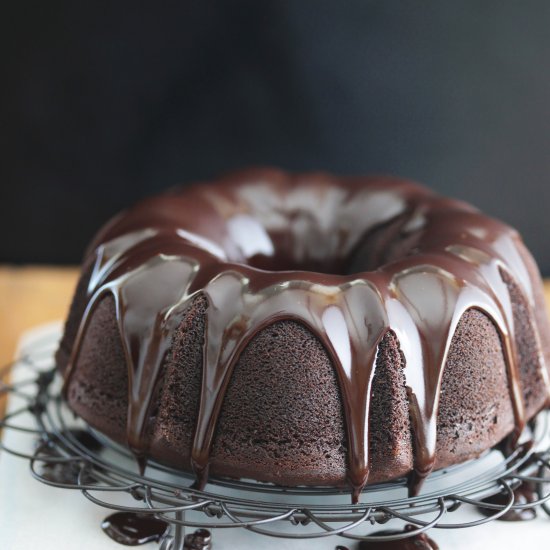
[0, 323, 549, 549]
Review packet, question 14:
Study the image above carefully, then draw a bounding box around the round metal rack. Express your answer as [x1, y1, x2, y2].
[2, 332, 550, 549]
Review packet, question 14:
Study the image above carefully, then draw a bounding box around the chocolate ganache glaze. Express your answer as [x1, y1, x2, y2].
[101, 512, 169, 545]
[479, 480, 538, 521]
[60, 168, 550, 502]
[356, 524, 440, 549]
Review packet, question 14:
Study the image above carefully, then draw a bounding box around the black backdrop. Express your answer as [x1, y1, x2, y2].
[2, 1, 550, 272]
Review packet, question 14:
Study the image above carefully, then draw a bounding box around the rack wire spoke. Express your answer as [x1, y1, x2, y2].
[270, 507, 374, 539]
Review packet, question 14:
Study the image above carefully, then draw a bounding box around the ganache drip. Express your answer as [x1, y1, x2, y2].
[62, 168, 550, 502]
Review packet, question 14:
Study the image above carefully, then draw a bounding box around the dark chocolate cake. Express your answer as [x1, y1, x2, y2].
[56, 168, 550, 501]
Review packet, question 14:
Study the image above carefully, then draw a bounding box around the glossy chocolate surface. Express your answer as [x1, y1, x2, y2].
[62, 167, 550, 501]
[101, 512, 169, 545]
[358, 524, 439, 549]
[183, 528, 212, 549]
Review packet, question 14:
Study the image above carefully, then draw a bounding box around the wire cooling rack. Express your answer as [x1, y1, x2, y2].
[2, 332, 550, 549]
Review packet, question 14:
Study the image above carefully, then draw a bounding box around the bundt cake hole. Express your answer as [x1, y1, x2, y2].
[346, 210, 423, 274]
[205, 196, 424, 276]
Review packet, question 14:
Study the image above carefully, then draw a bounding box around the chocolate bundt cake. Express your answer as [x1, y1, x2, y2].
[56, 168, 550, 502]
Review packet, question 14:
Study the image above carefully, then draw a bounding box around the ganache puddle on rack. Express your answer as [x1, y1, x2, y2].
[36, 429, 100, 485]
[101, 512, 169, 546]
[335, 524, 439, 549]
[102, 511, 212, 548]
[477, 439, 538, 521]
[478, 482, 538, 521]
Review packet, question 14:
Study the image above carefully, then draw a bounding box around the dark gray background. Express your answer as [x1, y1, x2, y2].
[2, 2, 550, 272]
